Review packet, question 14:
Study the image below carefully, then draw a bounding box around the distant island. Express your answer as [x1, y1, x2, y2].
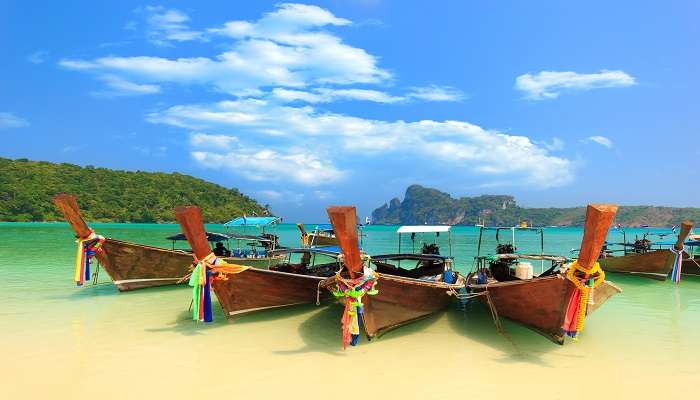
[372, 185, 700, 227]
[0, 158, 267, 223]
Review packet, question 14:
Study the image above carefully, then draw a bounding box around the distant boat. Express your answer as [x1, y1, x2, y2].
[597, 221, 693, 280]
[52, 194, 284, 291]
[467, 205, 622, 344]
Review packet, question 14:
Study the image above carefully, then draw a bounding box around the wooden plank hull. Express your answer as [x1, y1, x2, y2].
[329, 275, 461, 339]
[469, 275, 621, 344]
[99, 239, 285, 291]
[212, 268, 327, 317]
[309, 234, 338, 246]
[682, 257, 700, 276]
[99, 239, 195, 291]
[221, 255, 285, 269]
[598, 249, 675, 280]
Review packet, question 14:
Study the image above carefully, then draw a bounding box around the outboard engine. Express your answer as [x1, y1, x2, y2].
[421, 242, 440, 255]
[261, 233, 279, 251]
[633, 238, 651, 254]
[491, 243, 518, 281]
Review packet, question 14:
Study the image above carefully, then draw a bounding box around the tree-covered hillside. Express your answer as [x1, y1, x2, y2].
[372, 184, 700, 227]
[0, 158, 268, 222]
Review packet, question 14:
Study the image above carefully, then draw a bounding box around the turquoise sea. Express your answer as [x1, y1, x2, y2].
[1, 222, 699, 399]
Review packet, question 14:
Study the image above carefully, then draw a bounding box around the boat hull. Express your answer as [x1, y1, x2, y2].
[598, 250, 675, 280]
[99, 240, 285, 291]
[99, 239, 194, 291]
[212, 268, 327, 317]
[469, 275, 621, 344]
[222, 254, 285, 269]
[309, 234, 338, 246]
[331, 275, 461, 339]
[682, 256, 700, 276]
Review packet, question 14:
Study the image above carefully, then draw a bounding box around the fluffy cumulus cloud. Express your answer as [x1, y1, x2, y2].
[60, 3, 390, 95]
[159, 101, 573, 187]
[0, 112, 29, 128]
[140, 6, 206, 46]
[582, 135, 613, 149]
[515, 70, 636, 100]
[61, 3, 573, 189]
[191, 142, 345, 186]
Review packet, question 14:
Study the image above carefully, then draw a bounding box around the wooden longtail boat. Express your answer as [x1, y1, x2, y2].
[174, 206, 343, 318]
[297, 223, 339, 247]
[598, 221, 693, 280]
[52, 194, 283, 291]
[681, 235, 700, 276]
[323, 207, 465, 346]
[467, 205, 622, 345]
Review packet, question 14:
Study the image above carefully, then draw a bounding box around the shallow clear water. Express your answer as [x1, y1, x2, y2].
[1, 222, 698, 399]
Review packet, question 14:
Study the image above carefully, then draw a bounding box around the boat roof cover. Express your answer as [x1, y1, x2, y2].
[397, 225, 451, 233]
[224, 216, 280, 227]
[166, 232, 230, 242]
[268, 246, 344, 257]
[227, 233, 274, 242]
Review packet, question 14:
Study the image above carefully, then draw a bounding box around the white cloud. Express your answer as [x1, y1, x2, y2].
[152, 99, 574, 187]
[256, 189, 305, 205]
[95, 75, 161, 96]
[515, 70, 636, 100]
[62, 3, 389, 95]
[141, 6, 206, 46]
[189, 132, 239, 150]
[191, 144, 345, 186]
[406, 85, 465, 102]
[313, 190, 332, 200]
[0, 112, 29, 129]
[542, 137, 565, 151]
[271, 87, 403, 103]
[27, 50, 49, 64]
[582, 135, 613, 149]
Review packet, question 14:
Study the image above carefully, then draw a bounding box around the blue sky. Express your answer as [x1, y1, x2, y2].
[1, 1, 699, 221]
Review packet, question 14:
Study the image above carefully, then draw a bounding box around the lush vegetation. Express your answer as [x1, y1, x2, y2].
[0, 158, 268, 223]
[372, 184, 700, 227]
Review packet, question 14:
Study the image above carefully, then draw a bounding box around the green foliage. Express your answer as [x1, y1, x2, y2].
[372, 184, 700, 227]
[0, 158, 267, 223]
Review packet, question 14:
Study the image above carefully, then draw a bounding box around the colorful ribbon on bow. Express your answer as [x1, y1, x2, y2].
[562, 260, 605, 341]
[670, 246, 684, 284]
[332, 266, 379, 348]
[188, 253, 250, 323]
[73, 229, 105, 286]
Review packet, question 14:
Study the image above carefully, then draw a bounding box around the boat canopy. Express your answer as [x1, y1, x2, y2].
[313, 224, 334, 233]
[227, 233, 275, 243]
[371, 253, 451, 262]
[224, 216, 281, 227]
[397, 225, 451, 233]
[268, 246, 344, 258]
[166, 232, 230, 242]
[481, 226, 543, 232]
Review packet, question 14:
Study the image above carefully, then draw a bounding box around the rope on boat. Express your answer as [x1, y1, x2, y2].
[73, 229, 105, 286]
[670, 246, 684, 284]
[562, 260, 605, 341]
[451, 287, 503, 333]
[331, 265, 378, 349]
[188, 253, 250, 323]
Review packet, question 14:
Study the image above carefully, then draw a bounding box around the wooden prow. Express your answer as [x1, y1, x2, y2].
[578, 204, 619, 268]
[52, 193, 92, 238]
[675, 221, 693, 250]
[297, 223, 307, 236]
[327, 206, 362, 278]
[174, 206, 212, 260]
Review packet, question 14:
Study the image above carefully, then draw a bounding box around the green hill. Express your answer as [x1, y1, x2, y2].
[372, 184, 700, 227]
[0, 158, 268, 223]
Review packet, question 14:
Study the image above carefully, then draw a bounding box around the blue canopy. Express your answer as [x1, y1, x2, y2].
[166, 232, 230, 242]
[224, 216, 281, 227]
